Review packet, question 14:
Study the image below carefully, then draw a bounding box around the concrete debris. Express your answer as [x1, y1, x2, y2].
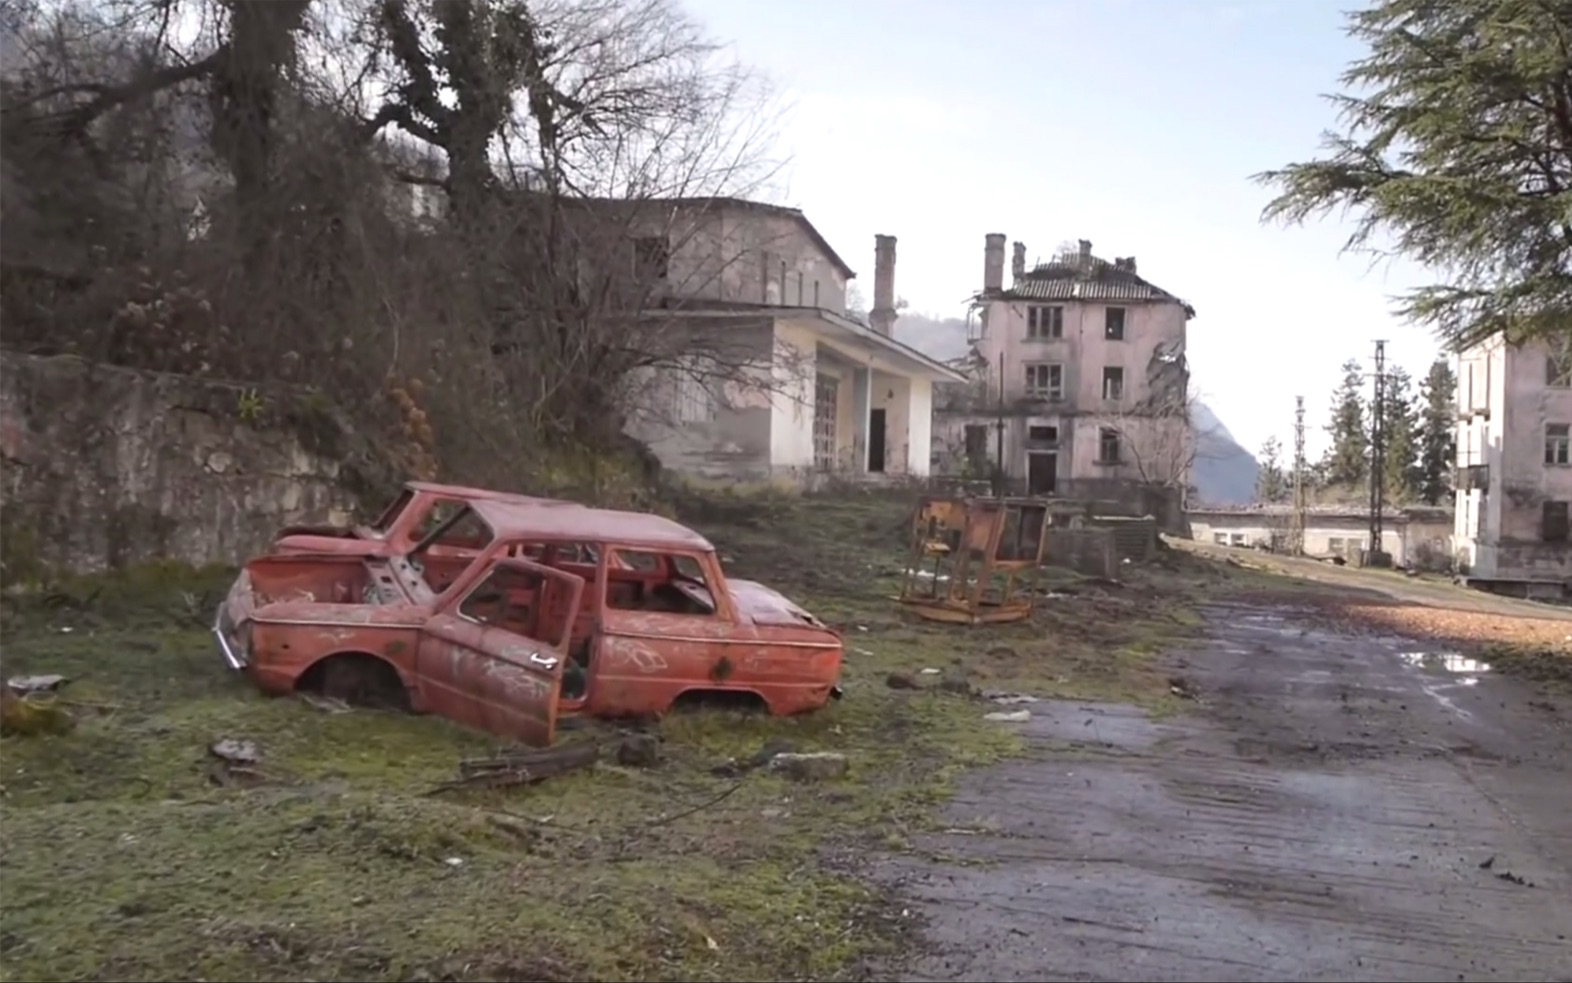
[767, 751, 850, 782]
[984, 709, 1032, 723]
[6, 674, 67, 695]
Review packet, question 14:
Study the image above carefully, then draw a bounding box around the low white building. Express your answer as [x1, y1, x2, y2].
[1455, 335, 1572, 596]
[623, 201, 964, 484]
[1187, 504, 1454, 570]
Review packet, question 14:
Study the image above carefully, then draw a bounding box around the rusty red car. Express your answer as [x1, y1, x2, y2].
[271, 480, 571, 559]
[215, 498, 844, 745]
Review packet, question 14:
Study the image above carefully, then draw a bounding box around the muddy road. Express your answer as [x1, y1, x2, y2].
[878, 602, 1572, 982]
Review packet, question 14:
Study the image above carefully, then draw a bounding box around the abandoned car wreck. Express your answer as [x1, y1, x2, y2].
[215, 498, 845, 746]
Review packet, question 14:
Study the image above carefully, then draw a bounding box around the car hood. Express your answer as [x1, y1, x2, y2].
[727, 578, 831, 630]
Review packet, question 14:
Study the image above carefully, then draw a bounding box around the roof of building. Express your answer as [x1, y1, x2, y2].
[470, 498, 714, 551]
[661, 197, 857, 280]
[998, 250, 1194, 317]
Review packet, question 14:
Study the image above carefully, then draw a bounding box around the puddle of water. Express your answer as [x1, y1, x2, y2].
[1400, 651, 1491, 685]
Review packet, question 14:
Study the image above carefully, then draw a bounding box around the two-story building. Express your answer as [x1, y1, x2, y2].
[1454, 335, 1572, 597]
[618, 197, 964, 485]
[933, 235, 1195, 520]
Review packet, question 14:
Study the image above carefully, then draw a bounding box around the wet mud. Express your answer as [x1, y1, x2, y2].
[876, 602, 1572, 982]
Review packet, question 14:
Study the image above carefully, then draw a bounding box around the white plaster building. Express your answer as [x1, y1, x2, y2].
[1454, 335, 1572, 596]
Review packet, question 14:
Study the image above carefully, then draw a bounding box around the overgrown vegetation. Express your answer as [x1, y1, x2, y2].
[0, 493, 1213, 982]
[0, 0, 790, 496]
[1255, 0, 1572, 350]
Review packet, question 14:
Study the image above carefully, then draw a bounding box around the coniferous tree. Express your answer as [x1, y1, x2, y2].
[1380, 366, 1419, 502]
[1324, 359, 1369, 489]
[1416, 358, 1458, 504]
[1255, 436, 1288, 502]
[1257, 0, 1572, 350]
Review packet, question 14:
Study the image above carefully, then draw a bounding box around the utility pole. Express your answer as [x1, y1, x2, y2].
[1366, 339, 1390, 566]
[1289, 395, 1306, 556]
[992, 350, 1006, 499]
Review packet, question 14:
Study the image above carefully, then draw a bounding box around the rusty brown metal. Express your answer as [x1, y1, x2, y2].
[897, 496, 1049, 625]
[219, 497, 845, 747]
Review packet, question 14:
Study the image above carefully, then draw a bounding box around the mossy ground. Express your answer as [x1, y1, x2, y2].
[1, 491, 1212, 982]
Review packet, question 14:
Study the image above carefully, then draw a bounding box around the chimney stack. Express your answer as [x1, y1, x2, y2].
[1078, 239, 1093, 269]
[1011, 241, 1026, 282]
[870, 234, 897, 337]
[983, 233, 1006, 292]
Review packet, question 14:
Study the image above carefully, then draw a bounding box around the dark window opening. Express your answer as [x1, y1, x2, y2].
[1102, 366, 1125, 401]
[1105, 307, 1126, 340]
[1544, 501, 1569, 542]
[1098, 427, 1121, 464]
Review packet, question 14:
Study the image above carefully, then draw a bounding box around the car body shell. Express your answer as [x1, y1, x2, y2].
[217, 498, 843, 746]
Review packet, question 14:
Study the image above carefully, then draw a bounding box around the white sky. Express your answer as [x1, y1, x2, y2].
[680, 0, 1446, 458]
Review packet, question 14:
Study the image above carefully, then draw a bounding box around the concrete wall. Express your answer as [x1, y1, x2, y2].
[1455, 337, 1572, 583]
[934, 293, 1189, 493]
[0, 354, 380, 576]
[1189, 512, 1453, 569]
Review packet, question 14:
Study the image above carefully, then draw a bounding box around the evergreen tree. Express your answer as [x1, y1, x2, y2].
[1256, 0, 1572, 349]
[1324, 359, 1369, 489]
[1379, 366, 1419, 502]
[1416, 358, 1458, 504]
[1255, 436, 1288, 502]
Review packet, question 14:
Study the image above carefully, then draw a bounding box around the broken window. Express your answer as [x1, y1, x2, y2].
[1102, 366, 1125, 401]
[632, 236, 670, 281]
[963, 424, 989, 472]
[1027, 425, 1058, 444]
[1105, 307, 1126, 341]
[1024, 363, 1063, 399]
[370, 489, 415, 533]
[1213, 532, 1228, 545]
[605, 549, 717, 616]
[458, 564, 549, 638]
[1544, 502, 1570, 542]
[1097, 427, 1121, 464]
[1027, 305, 1063, 339]
[1547, 423, 1570, 465]
[813, 373, 838, 469]
[1549, 354, 1572, 388]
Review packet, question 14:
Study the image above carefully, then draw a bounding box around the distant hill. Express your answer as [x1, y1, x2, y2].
[895, 312, 1259, 505]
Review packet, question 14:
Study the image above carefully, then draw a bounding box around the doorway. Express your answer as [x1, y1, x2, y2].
[1027, 451, 1057, 495]
[868, 409, 887, 473]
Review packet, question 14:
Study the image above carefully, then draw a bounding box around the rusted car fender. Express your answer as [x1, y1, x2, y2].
[290, 648, 420, 708]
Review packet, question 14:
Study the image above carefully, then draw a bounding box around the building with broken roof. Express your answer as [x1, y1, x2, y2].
[933, 236, 1195, 524]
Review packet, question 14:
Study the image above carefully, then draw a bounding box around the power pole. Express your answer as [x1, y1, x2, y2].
[1289, 395, 1306, 556]
[1366, 339, 1390, 565]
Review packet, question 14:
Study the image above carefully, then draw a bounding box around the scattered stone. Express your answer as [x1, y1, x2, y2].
[616, 732, 662, 767]
[984, 709, 1031, 723]
[6, 674, 67, 695]
[885, 671, 920, 690]
[1168, 676, 1199, 700]
[210, 739, 260, 764]
[938, 668, 974, 695]
[982, 691, 1039, 705]
[768, 751, 849, 781]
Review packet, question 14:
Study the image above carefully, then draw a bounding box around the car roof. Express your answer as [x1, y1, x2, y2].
[406, 480, 562, 503]
[469, 498, 714, 551]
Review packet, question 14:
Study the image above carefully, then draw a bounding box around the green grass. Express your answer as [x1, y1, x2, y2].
[0, 491, 1209, 982]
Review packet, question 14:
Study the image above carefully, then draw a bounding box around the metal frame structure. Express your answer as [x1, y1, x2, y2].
[897, 496, 1050, 625]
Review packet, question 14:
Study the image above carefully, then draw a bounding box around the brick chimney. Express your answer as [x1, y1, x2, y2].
[1078, 239, 1093, 269]
[1011, 241, 1026, 282]
[870, 234, 897, 337]
[983, 233, 1006, 292]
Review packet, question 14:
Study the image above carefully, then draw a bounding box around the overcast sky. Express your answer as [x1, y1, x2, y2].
[681, 0, 1443, 457]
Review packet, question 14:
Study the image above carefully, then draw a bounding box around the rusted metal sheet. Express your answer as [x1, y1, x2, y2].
[219, 493, 845, 746]
[897, 496, 1049, 625]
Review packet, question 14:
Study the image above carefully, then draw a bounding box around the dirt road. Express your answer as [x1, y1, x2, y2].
[877, 601, 1572, 982]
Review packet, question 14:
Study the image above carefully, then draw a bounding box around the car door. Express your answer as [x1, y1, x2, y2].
[415, 559, 585, 746]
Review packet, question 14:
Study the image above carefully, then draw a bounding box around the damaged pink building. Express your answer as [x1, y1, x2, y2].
[933, 236, 1195, 520]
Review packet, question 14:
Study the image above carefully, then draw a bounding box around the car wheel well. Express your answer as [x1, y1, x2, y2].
[296, 652, 410, 711]
[669, 688, 769, 714]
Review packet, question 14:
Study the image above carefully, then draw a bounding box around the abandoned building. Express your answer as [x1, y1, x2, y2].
[617, 198, 964, 485]
[932, 235, 1194, 519]
[1454, 334, 1572, 596]
[1188, 504, 1454, 570]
